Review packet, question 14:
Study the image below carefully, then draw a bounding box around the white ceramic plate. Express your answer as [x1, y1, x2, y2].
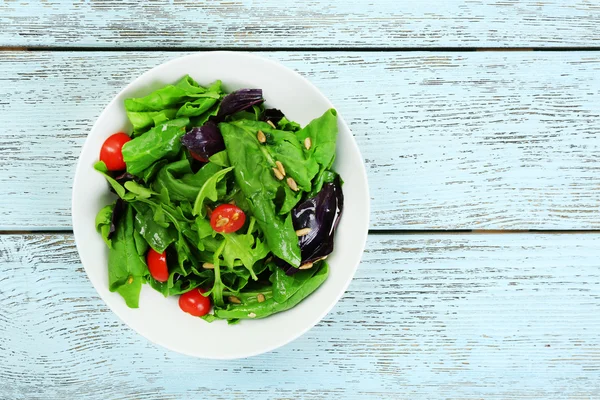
[72, 52, 369, 359]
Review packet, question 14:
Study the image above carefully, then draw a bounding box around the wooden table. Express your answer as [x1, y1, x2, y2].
[2, 2, 600, 399]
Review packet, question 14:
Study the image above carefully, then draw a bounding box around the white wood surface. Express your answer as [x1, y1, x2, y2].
[1, 51, 600, 230]
[1, 1, 600, 48]
[1, 233, 599, 399]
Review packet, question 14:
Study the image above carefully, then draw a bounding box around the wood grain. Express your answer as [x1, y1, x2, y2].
[0, 233, 599, 399]
[1, 51, 600, 230]
[1, 1, 600, 48]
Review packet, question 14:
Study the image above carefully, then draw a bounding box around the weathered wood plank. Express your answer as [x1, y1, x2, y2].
[1, 1, 600, 48]
[1, 51, 600, 230]
[1, 233, 599, 399]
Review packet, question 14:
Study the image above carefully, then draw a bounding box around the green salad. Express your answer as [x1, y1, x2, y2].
[94, 75, 343, 323]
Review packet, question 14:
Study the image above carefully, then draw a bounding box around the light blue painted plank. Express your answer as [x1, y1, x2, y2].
[1, 1, 600, 48]
[1, 233, 599, 399]
[1, 51, 600, 230]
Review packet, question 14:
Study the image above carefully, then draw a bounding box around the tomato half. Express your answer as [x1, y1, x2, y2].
[189, 151, 208, 163]
[210, 204, 246, 233]
[179, 288, 211, 317]
[147, 249, 169, 283]
[100, 132, 131, 171]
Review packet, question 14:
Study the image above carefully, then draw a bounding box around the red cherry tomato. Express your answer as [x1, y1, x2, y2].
[100, 132, 131, 171]
[210, 204, 246, 233]
[147, 249, 169, 283]
[189, 151, 208, 163]
[179, 288, 211, 317]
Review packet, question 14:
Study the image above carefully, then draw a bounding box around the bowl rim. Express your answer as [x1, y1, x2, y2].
[71, 51, 370, 359]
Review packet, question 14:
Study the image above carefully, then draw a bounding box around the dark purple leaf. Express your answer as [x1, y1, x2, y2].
[217, 89, 263, 120]
[262, 108, 285, 124]
[279, 176, 344, 275]
[109, 199, 126, 239]
[181, 121, 225, 161]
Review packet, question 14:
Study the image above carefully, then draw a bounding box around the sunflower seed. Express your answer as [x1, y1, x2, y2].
[295, 228, 311, 237]
[202, 262, 214, 269]
[266, 120, 276, 129]
[248, 312, 257, 318]
[272, 168, 284, 180]
[215, 217, 230, 228]
[299, 262, 313, 270]
[127, 276, 134, 284]
[304, 137, 312, 150]
[257, 130, 266, 143]
[275, 160, 286, 176]
[257, 293, 266, 303]
[228, 296, 242, 304]
[286, 177, 299, 191]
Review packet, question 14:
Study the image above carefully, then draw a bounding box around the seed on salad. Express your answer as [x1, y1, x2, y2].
[257, 130, 266, 143]
[266, 120, 276, 129]
[228, 296, 242, 304]
[275, 160, 286, 176]
[304, 137, 312, 150]
[287, 177, 299, 192]
[257, 293, 266, 303]
[295, 228, 311, 237]
[248, 312, 257, 318]
[127, 275, 134, 284]
[202, 262, 214, 269]
[299, 262, 314, 270]
[215, 216, 230, 228]
[228, 199, 236, 205]
[273, 168, 284, 180]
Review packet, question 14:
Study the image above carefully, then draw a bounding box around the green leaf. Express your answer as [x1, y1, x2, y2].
[124, 181, 157, 199]
[95, 203, 114, 248]
[296, 108, 338, 170]
[124, 75, 209, 113]
[126, 108, 178, 132]
[121, 118, 189, 176]
[219, 122, 301, 267]
[214, 262, 329, 320]
[221, 223, 270, 280]
[132, 202, 177, 253]
[208, 150, 230, 167]
[94, 161, 126, 198]
[176, 96, 219, 118]
[108, 204, 148, 308]
[192, 166, 233, 216]
[153, 160, 223, 203]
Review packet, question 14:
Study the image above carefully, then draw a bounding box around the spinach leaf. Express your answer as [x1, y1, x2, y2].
[108, 204, 148, 308]
[132, 225, 149, 255]
[127, 108, 178, 132]
[209, 150, 230, 167]
[121, 118, 189, 176]
[124, 75, 209, 113]
[132, 202, 177, 253]
[296, 108, 338, 170]
[192, 166, 233, 216]
[219, 122, 301, 267]
[177, 97, 219, 118]
[214, 262, 328, 320]
[271, 262, 323, 303]
[95, 203, 114, 248]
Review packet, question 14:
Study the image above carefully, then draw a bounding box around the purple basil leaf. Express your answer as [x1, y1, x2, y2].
[262, 108, 285, 124]
[279, 176, 344, 275]
[181, 121, 225, 160]
[217, 89, 263, 120]
[109, 199, 126, 239]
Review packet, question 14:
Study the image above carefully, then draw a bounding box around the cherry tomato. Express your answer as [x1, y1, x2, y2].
[210, 204, 246, 233]
[179, 288, 211, 317]
[147, 249, 169, 283]
[189, 151, 208, 163]
[100, 132, 131, 171]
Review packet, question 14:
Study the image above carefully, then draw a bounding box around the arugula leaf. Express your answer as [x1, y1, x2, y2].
[95, 203, 114, 248]
[192, 166, 233, 216]
[121, 118, 189, 176]
[220, 218, 270, 280]
[108, 204, 148, 308]
[94, 161, 126, 198]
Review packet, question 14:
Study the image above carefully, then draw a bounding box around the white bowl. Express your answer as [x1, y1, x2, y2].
[72, 52, 370, 359]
